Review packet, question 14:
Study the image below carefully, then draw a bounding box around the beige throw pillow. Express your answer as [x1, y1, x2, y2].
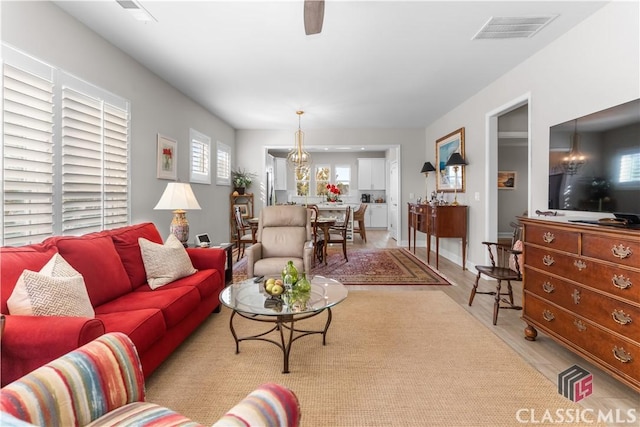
[7, 253, 95, 317]
[139, 234, 197, 289]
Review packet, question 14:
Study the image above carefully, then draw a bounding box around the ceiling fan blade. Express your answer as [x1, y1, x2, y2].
[304, 0, 324, 35]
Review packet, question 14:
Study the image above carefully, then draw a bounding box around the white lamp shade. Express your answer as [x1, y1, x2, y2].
[154, 183, 201, 210]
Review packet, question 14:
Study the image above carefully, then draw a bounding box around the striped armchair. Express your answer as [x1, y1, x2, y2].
[0, 333, 300, 427]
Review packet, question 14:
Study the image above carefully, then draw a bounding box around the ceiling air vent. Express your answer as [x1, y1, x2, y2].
[116, 0, 156, 22]
[472, 16, 557, 40]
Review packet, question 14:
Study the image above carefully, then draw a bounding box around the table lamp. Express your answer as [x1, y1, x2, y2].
[154, 182, 201, 246]
[445, 153, 467, 206]
[420, 162, 436, 202]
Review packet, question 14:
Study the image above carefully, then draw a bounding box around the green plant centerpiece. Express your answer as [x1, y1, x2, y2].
[231, 168, 257, 194]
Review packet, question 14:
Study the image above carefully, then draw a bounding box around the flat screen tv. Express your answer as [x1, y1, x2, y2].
[548, 99, 640, 215]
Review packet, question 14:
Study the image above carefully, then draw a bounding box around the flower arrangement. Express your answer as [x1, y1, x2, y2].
[326, 184, 342, 202]
[162, 148, 172, 170]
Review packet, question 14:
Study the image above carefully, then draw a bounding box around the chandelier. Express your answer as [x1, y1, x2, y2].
[287, 111, 311, 170]
[562, 119, 586, 176]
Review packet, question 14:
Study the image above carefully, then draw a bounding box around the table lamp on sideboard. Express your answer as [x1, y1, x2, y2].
[154, 182, 201, 246]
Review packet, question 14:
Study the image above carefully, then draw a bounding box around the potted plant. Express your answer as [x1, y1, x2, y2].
[231, 168, 257, 194]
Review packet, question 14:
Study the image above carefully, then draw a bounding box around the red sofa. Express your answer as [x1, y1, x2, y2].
[0, 222, 226, 386]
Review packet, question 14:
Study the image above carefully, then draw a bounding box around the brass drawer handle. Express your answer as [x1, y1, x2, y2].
[612, 274, 632, 290]
[542, 255, 555, 266]
[574, 319, 586, 332]
[543, 309, 555, 322]
[542, 281, 555, 293]
[613, 346, 633, 363]
[612, 309, 632, 325]
[573, 260, 587, 271]
[542, 232, 555, 243]
[611, 244, 633, 260]
[572, 289, 581, 305]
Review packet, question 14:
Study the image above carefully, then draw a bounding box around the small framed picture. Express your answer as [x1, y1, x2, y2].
[498, 171, 517, 190]
[234, 204, 250, 218]
[157, 134, 177, 180]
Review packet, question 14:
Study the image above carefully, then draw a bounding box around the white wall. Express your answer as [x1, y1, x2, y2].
[1, 1, 236, 243]
[424, 2, 639, 269]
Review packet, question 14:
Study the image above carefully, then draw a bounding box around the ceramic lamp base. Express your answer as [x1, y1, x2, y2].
[170, 209, 189, 246]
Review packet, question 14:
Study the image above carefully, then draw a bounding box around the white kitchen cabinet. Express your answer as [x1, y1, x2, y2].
[358, 158, 386, 190]
[365, 203, 387, 228]
[274, 157, 287, 190]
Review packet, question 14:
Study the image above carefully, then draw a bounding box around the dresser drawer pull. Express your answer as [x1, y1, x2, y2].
[612, 274, 632, 290]
[573, 319, 586, 332]
[542, 310, 555, 322]
[542, 255, 555, 266]
[542, 282, 555, 293]
[542, 232, 555, 243]
[613, 346, 633, 364]
[612, 309, 632, 325]
[572, 289, 581, 305]
[611, 244, 633, 260]
[573, 260, 587, 271]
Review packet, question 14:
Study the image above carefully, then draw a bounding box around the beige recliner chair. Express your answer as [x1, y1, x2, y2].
[246, 205, 314, 278]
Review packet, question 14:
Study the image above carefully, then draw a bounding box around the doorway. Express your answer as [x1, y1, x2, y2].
[485, 94, 531, 243]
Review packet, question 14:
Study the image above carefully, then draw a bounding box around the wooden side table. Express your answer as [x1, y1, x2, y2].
[192, 243, 234, 285]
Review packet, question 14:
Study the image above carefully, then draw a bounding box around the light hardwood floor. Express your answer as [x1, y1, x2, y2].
[344, 230, 639, 419]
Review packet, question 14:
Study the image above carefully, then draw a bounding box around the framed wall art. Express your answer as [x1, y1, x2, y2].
[233, 203, 250, 218]
[157, 134, 177, 180]
[435, 127, 465, 193]
[498, 171, 517, 190]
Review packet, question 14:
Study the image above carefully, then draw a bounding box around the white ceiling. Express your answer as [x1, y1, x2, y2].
[52, 1, 608, 130]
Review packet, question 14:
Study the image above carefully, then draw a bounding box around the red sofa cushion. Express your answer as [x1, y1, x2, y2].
[55, 234, 132, 307]
[135, 269, 220, 301]
[96, 309, 165, 355]
[110, 223, 163, 289]
[0, 243, 58, 313]
[95, 286, 200, 329]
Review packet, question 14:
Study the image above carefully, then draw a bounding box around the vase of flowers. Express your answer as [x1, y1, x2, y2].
[326, 184, 341, 202]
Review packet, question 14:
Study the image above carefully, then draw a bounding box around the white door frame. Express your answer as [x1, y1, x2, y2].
[484, 93, 532, 244]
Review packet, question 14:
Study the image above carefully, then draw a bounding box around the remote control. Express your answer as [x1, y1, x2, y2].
[253, 275, 264, 283]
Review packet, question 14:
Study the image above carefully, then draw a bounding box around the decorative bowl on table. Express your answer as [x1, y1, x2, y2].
[263, 277, 285, 297]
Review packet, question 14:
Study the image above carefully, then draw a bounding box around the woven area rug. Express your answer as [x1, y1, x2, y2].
[233, 247, 450, 285]
[146, 290, 603, 426]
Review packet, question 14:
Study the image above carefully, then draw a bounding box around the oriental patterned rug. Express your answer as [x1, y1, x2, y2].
[232, 247, 450, 285]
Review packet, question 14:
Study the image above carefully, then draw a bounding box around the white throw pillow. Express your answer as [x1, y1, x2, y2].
[7, 253, 95, 317]
[139, 234, 197, 289]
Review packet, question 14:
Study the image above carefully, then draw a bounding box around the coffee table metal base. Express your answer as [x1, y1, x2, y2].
[229, 307, 333, 373]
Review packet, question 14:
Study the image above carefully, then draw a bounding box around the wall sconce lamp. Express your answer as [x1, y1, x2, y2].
[420, 162, 436, 202]
[154, 182, 201, 246]
[445, 153, 467, 206]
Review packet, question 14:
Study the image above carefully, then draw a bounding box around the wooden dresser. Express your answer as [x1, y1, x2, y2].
[520, 217, 640, 391]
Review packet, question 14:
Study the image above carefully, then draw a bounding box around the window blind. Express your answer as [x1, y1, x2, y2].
[2, 64, 55, 246]
[216, 141, 231, 185]
[190, 129, 211, 184]
[2, 46, 130, 246]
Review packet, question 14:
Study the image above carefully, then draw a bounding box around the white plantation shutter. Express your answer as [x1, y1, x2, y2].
[2, 63, 55, 246]
[190, 129, 211, 184]
[2, 46, 130, 246]
[619, 152, 640, 184]
[216, 141, 231, 185]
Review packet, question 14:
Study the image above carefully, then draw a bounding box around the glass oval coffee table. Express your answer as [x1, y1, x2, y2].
[219, 275, 348, 373]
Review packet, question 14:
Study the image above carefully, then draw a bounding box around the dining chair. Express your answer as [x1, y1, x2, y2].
[319, 205, 351, 262]
[305, 204, 320, 266]
[234, 205, 256, 261]
[353, 203, 368, 242]
[468, 222, 523, 325]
